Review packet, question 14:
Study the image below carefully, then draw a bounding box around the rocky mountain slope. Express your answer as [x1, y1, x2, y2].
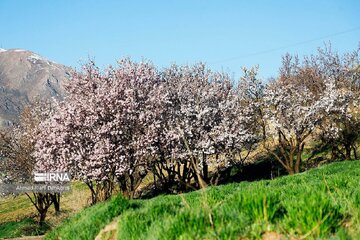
[0, 48, 70, 127]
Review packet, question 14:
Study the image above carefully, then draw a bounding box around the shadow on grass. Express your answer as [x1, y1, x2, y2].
[0, 217, 49, 239]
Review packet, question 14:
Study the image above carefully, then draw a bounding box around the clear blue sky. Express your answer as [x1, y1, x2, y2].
[0, 0, 359, 79]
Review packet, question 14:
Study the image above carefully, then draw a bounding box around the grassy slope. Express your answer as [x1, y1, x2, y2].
[45, 195, 130, 240]
[44, 160, 360, 240]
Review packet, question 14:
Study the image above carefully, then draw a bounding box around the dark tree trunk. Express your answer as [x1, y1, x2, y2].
[86, 181, 98, 205]
[353, 146, 358, 159]
[52, 193, 60, 213]
[345, 144, 352, 160]
[331, 145, 338, 160]
[202, 153, 208, 183]
[118, 175, 129, 199]
[39, 211, 47, 226]
[182, 162, 188, 184]
[129, 173, 135, 198]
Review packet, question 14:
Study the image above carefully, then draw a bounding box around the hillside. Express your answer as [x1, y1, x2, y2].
[0, 48, 69, 127]
[42, 160, 360, 240]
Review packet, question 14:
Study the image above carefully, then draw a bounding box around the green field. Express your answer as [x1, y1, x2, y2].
[0, 218, 48, 239]
[41, 160, 360, 240]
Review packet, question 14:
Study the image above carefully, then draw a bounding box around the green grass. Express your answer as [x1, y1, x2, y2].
[45, 160, 360, 240]
[44, 194, 130, 240]
[0, 218, 49, 239]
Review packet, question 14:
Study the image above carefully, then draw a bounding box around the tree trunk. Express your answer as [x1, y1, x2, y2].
[39, 211, 47, 226]
[294, 144, 303, 174]
[86, 182, 98, 205]
[182, 162, 188, 184]
[353, 146, 358, 159]
[331, 145, 338, 160]
[202, 153, 208, 183]
[287, 149, 297, 175]
[52, 193, 60, 214]
[118, 175, 129, 199]
[287, 168, 295, 175]
[345, 143, 352, 160]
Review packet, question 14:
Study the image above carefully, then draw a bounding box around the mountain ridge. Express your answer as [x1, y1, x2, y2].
[0, 48, 70, 127]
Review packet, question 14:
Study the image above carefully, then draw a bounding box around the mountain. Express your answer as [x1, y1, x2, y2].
[0, 48, 70, 127]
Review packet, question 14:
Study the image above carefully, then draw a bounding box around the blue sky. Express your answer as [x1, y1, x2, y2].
[0, 0, 359, 79]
